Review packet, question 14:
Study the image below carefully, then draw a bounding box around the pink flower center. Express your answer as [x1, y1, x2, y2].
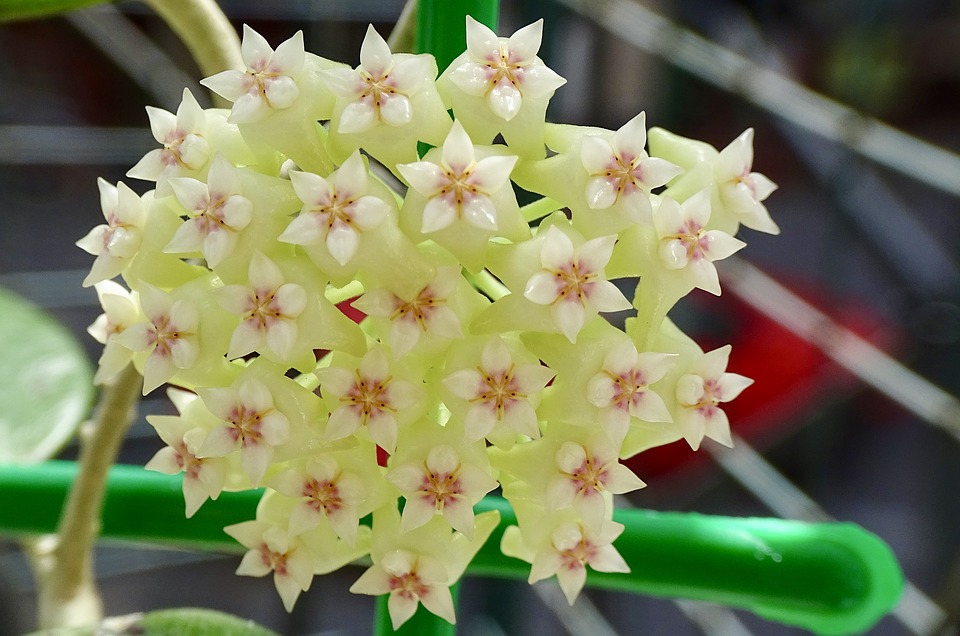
[549, 259, 597, 305]
[420, 468, 463, 510]
[388, 570, 428, 601]
[226, 403, 267, 446]
[303, 477, 343, 514]
[473, 364, 524, 418]
[391, 285, 446, 328]
[343, 373, 393, 422]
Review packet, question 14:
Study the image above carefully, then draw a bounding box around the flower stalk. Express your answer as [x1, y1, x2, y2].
[143, 0, 242, 83]
[30, 364, 142, 628]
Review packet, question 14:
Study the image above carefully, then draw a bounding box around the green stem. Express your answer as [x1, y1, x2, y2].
[144, 0, 241, 105]
[387, 0, 418, 54]
[464, 269, 509, 300]
[521, 197, 562, 223]
[0, 462, 903, 635]
[326, 280, 365, 305]
[32, 364, 143, 628]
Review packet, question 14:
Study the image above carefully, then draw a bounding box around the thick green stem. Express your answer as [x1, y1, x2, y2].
[387, 0, 418, 54]
[144, 0, 241, 105]
[32, 364, 143, 628]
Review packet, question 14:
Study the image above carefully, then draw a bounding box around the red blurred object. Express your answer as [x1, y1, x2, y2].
[625, 276, 902, 481]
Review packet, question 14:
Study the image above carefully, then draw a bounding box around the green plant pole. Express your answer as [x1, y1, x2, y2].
[415, 0, 499, 73]
[0, 462, 903, 635]
[371, 1, 502, 633]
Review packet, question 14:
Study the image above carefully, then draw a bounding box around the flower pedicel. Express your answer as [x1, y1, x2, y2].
[79, 18, 775, 629]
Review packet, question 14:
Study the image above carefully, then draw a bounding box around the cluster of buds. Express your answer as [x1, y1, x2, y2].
[78, 17, 774, 629]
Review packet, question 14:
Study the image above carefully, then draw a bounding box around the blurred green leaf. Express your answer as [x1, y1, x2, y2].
[26, 608, 281, 635]
[0, 0, 110, 21]
[142, 608, 281, 635]
[0, 287, 94, 462]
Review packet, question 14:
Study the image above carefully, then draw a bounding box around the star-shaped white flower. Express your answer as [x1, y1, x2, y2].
[448, 17, 566, 121]
[353, 266, 464, 355]
[218, 252, 307, 361]
[77, 179, 147, 287]
[580, 112, 681, 221]
[127, 88, 210, 187]
[226, 521, 315, 612]
[324, 25, 432, 134]
[387, 444, 498, 538]
[271, 456, 366, 544]
[398, 121, 517, 233]
[545, 437, 646, 525]
[165, 155, 253, 268]
[653, 190, 746, 295]
[112, 283, 199, 394]
[87, 280, 139, 385]
[715, 128, 779, 234]
[524, 226, 631, 343]
[350, 549, 456, 629]
[197, 378, 291, 486]
[443, 336, 554, 442]
[201, 26, 304, 123]
[586, 343, 675, 441]
[280, 150, 389, 265]
[145, 391, 227, 518]
[528, 520, 629, 605]
[675, 344, 753, 450]
[316, 346, 421, 453]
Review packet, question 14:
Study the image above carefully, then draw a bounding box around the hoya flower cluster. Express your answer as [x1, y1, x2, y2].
[78, 17, 774, 629]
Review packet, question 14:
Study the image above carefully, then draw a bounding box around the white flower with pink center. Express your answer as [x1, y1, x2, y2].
[387, 444, 498, 538]
[280, 150, 389, 265]
[324, 25, 433, 134]
[675, 344, 753, 450]
[398, 121, 517, 233]
[113, 282, 199, 394]
[76, 179, 147, 287]
[201, 26, 304, 124]
[545, 438, 646, 525]
[586, 343, 675, 441]
[528, 520, 629, 605]
[715, 128, 779, 234]
[524, 226, 631, 343]
[165, 154, 253, 268]
[351, 549, 455, 628]
[653, 190, 746, 296]
[145, 390, 227, 518]
[353, 266, 464, 354]
[127, 88, 210, 187]
[580, 112, 681, 222]
[218, 252, 307, 361]
[443, 336, 554, 442]
[271, 456, 365, 544]
[197, 378, 290, 486]
[316, 346, 421, 453]
[87, 280, 139, 385]
[226, 521, 315, 611]
[448, 17, 565, 121]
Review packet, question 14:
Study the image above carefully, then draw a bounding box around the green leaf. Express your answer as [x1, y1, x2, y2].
[25, 608, 281, 636]
[141, 608, 281, 636]
[0, 286, 94, 462]
[0, 0, 110, 22]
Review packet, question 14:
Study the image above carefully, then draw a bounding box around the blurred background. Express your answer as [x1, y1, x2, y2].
[1, 0, 959, 633]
